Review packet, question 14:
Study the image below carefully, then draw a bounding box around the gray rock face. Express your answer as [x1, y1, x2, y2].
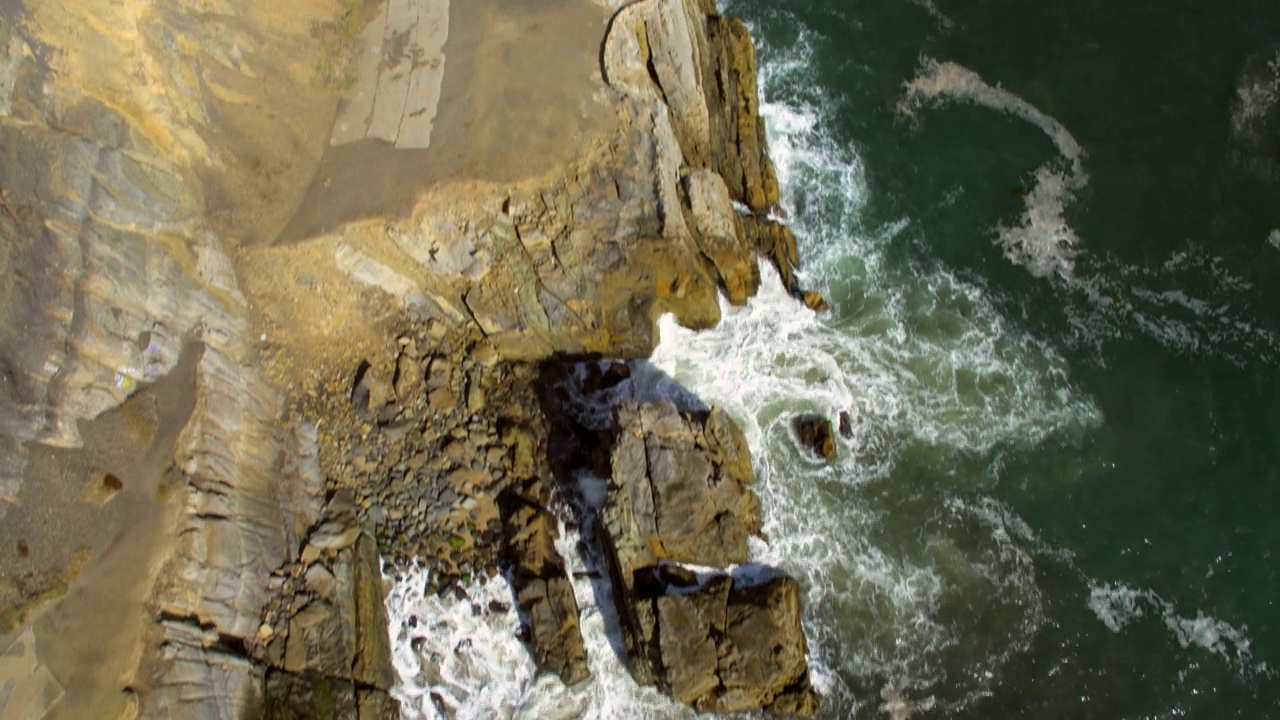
[599, 400, 818, 715]
[255, 501, 399, 717]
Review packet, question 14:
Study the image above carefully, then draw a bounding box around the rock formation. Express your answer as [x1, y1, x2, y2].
[0, 0, 822, 715]
[499, 490, 590, 686]
[253, 492, 397, 718]
[592, 400, 819, 714]
[796, 413, 838, 460]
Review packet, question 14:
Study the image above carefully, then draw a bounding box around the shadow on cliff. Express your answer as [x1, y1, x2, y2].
[531, 357, 710, 667]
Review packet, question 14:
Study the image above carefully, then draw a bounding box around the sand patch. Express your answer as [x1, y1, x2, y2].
[0, 343, 201, 720]
[275, 0, 616, 243]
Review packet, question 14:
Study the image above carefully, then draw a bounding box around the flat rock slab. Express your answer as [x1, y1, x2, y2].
[278, 0, 615, 243]
[0, 630, 65, 720]
[332, 0, 450, 149]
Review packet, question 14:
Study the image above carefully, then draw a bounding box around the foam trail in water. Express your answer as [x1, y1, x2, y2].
[897, 58, 1278, 365]
[1087, 581, 1272, 678]
[898, 57, 1087, 279]
[1058, 245, 1280, 366]
[1230, 48, 1280, 181]
[1269, 229, 1280, 251]
[1231, 50, 1280, 139]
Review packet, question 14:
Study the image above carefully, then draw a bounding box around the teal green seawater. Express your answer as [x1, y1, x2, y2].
[385, 2, 1280, 717]
[716, 0, 1280, 716]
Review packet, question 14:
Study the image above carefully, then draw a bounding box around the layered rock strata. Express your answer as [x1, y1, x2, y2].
[0, 0, 823, 716]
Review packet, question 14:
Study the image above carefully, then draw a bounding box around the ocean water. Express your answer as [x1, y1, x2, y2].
[386, 0, 1280, 717]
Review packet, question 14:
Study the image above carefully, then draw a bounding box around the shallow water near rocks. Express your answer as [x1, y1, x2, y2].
[388, 0, 1280, 717]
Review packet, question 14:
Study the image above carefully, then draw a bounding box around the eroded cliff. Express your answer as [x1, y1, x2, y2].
[0, 0, 819, 716]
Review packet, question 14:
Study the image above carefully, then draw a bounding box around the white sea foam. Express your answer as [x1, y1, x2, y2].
[1057, 245, 1280, 366]
[605, 51, 1098, 710]
[386, 509, 699, 720]
[898, 56, 1088, 280]
[1269, 228, 1280, 251]
[1087, 581, 1270, 678]
[1231, 50, 1280, 138]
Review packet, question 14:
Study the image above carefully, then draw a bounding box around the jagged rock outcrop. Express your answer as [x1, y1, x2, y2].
[1, 0, 818, 715]
[638, 565, 819, 715]
[255, 495, 398, 718]
[795, 413, 837, 460]
[599, 399, 819, 714]
[499, 490, 590, 686]
[245, 0, 802, 364]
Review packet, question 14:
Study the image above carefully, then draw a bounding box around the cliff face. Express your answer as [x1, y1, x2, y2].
[0, 0, 812, 716]
[0, 1, 346, 716]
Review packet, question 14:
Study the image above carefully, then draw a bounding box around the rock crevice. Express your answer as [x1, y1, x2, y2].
[0, 0, 823, 716]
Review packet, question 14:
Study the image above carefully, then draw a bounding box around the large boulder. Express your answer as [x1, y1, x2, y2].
[640, 566, 819, 715]
[599, 400, 818, 715]
[499, 492, 590, 686]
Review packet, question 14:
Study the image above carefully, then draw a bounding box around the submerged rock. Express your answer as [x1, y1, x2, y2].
[839, 409, 854, 439]
[802, 290, 830, 313]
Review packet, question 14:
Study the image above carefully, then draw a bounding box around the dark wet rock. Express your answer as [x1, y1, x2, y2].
[630, 566, 819, 715]
[795, 413, 836, 460]
[741, 215, 801, 295]
[838, 410, 854, 439]
[261, 670, 397, 720]
[499, 491, 589, 685]
[801, 291, 830, 313]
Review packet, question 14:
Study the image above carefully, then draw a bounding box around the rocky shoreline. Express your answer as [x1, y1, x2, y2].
[0, 0, 828, 717]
